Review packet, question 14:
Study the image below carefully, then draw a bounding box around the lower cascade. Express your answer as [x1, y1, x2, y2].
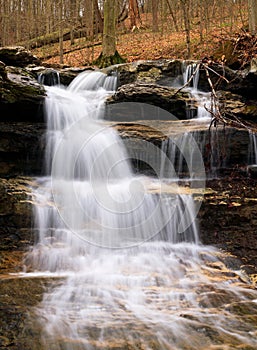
[26, 71, 257, 349]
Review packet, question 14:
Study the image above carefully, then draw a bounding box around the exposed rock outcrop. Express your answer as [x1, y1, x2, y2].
[0, 46, 41, 67]
[0, 63, 45, 122]
[199, 177, 257, 275]
[0, 177, 35, 251]
[107, 83, 191, 119]
[107, 83, 257, 123]
[105, 59, 257, 119]
[0, 122, 45, 177]
[30, 66, 93, 86]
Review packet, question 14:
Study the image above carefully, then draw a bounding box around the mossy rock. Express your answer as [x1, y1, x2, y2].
[0, 46, 41, 67]
[0, 65, 45, 121]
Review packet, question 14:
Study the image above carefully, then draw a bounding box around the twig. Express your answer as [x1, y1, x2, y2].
[172, 63, 201, 97]
[201, 63, 229, 83]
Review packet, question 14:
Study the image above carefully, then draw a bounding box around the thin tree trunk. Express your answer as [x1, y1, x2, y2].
[152, 0, 159, 32]
[94, 0, 104, 34]
[166, 0, 179, 32]
[248, 0, 257, 34]
[102, 0, 116, 56]
[181, 0, 191, 59]
[129, 0, 141, 29]
[59, 0, 64, 64]
[84, 0, 94, 38]
[70, 0, 77, 45]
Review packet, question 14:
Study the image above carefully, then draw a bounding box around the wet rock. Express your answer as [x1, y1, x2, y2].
[0, 46, 41, 67]
[105, 59, 183, 87]
[0, 61, 7, 79]
[217, 90, 257, 122]
[0, 177, 35, 251]
[107, 83, 191, 119]
[198, 177, 257, 273]
[247, 165, 257, 178]
[104, 60, 257, 117]
[0, 276, 63, 350]
[111, 121, 250, 175]
[59, 67, 94, 86]
[0, 64, 45, 122]
[105, 59, 241, 93]
[0, 122, 45, 177]
[29, 66, 92, 86]
[225, 73, 257, 101]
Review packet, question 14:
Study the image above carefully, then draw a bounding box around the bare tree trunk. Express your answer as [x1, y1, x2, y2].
[94, 0, 104, 34]
[248, 0, 257, 34]
[129, 0, 141, 29]
[180, 0, 191, 58]
[84, 0, 94, 38]
[166, 0, 179, 32]
[95, 0, 125, 68]
[46, 0, 53, 34]
[70, 0, 78, 45]
[59, 0, 64, 64]
[102, 0, 116, 56]
[0, 0, 9, 45]
[152, 0, 159, 32]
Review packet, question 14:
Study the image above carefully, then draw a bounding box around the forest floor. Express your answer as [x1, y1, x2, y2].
[31, 22, 257, 69]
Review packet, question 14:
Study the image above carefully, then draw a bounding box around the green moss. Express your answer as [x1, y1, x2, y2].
[94, 50, 126, 68]
[245, 104, 257, 115]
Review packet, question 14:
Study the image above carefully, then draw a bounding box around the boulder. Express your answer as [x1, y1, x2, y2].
[0, 46, 41, 67]
[0, 61, 7, 80]
[107, 83, 257, 122]
[104, 59, 183, 87]
[0, 64, 45, 122]
[107, 83, 191, 119]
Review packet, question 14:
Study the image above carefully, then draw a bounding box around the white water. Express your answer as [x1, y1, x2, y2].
[159, 63, 226, 180]
[38, 68, 61, 86]
[183, 62, 212, 121]
[248, 131, 257, 164]
[28, 70, 257, 349]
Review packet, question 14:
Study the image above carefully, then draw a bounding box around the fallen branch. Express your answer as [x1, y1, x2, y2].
[41, 41, 102, 60]
[172, 62, 200, 97]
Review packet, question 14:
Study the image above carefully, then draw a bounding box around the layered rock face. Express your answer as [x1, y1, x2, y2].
[0, 49, 45, 122]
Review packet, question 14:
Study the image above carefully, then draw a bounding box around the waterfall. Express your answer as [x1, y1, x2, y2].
[157, 62, 224, 179]
[27, 70, 257, 349]
[182, 62, 212, 120]
[248, 131, 257, 164]
[38, 68, 60, 86]
[183, 62, 200, 91]
[160, 129, 228, 180]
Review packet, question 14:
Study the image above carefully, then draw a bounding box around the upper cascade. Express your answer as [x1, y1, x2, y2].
[69, 70, 117, 92]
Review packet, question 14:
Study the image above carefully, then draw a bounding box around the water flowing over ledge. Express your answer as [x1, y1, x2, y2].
[17, 69, 257, 349]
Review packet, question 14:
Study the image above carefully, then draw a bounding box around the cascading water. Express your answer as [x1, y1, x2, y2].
[26, 70, 257, 349]
[38, 68, 61, 86]
[248, 131, 257, 165]
[182, 62, 212, 121]
[159, 62, 227, 180]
